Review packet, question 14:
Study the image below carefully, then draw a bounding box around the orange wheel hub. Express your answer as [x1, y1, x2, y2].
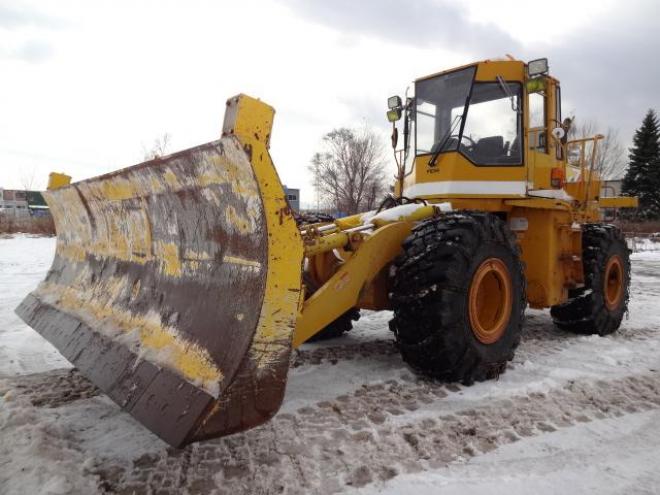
[604, 255, 624, 310]
[468, 258, 513, 344]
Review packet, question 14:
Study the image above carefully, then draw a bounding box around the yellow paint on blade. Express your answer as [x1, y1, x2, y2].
[200, 153, 260, 197]
[99, 178, 137, 201]
[46, 153, 266, 276]
[226, 95, 304, 370]
[155, 241, 182, 277]
[56, 242, 87, 262]
[163, 169, 182, 189]
[36, 280, 224, 396]
[183, 249, 213, 261]
[139, 323, 222, 389]
[225, 205, 254, 234]
[223, 255, 261, 269]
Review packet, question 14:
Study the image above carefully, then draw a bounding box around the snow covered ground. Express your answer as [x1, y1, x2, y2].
[0, 235, 70, 376]
[1, 234, 660, 494]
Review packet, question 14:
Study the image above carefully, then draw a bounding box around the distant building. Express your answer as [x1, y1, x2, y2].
[0, 189, 30, 217]
[283, 185, 300, 212]
[0, 189, 49, 217]
[26, 191, 50, 217]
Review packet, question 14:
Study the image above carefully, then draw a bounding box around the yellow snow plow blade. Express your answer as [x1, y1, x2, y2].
[16, 95, 304, 447]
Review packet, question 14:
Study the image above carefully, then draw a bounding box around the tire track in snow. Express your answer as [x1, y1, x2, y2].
[94, 371, 660, 494]
[292, 338, 398, 367]
[2, 313, 655, 410]
[0, 368, 99, 407]
[0, 340, 398, 409]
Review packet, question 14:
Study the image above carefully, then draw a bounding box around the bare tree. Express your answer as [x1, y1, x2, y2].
[568, 118, 626, 179]
[142, 133, 171, 160]
[19, 165, 37, 214]
[20, 165, 37, 192]
[309, 127, 387, 215]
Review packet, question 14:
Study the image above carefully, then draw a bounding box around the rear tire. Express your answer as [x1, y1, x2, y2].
[305, 308, 360, 342]
[550, 224, 630, 336]
[298, 214, 360, 342]
[389, 212, 526, 385]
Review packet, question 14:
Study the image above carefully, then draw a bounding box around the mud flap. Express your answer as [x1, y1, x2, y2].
[16, 96, 304, 447]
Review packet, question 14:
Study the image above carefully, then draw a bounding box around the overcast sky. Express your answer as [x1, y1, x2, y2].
[1, 0, 658, 206]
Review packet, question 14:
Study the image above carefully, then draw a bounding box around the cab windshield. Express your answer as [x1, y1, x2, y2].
[415, 66, 523, 165]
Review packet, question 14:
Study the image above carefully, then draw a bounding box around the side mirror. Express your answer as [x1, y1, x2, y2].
[387, 108, 402, 122]
[551, 127, 565, 140]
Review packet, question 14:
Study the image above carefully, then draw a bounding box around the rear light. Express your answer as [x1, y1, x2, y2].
[551, 167, 564, 189]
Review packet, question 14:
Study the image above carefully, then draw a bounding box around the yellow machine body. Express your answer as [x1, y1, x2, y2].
[17, 59, 637, 446]
[296, 58, 638, 346]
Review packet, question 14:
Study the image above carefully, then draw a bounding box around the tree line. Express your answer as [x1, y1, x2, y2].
[622, 109, 660, 219]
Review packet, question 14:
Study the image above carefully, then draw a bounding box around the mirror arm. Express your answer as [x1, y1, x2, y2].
[496, 75, 522, 114]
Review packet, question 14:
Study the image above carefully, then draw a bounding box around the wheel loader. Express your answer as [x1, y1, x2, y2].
[17, 57, 638, 447]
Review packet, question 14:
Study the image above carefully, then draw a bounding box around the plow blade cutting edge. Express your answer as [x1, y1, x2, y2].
[16, 95, 304, 447]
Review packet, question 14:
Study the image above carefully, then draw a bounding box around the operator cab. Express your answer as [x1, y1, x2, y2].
[387, 58, 565, 199]
[415, 65, 523, 166]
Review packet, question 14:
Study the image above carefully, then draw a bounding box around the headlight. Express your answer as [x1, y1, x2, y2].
[527, 58, 549, 77]
[387, 95, 402, 109]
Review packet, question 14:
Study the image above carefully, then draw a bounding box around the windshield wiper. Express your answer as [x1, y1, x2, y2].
[428, 113, 463, 166]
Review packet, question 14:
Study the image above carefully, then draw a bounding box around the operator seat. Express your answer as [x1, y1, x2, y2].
[509, 136, 521, 161]
[475, 136, 504, 162]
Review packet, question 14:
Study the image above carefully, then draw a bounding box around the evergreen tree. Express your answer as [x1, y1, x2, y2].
[622, 109, 660, 219]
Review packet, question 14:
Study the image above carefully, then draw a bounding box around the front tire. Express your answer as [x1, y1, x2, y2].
[550, 224, 630, 335]
[389, 212, 526, 385]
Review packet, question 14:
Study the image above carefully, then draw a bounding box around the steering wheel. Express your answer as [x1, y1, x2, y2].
[430, 134, 477, 155]
[452, 134, 477, 151]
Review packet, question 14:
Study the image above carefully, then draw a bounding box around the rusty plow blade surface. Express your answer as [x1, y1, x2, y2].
[16, 137, 303, 447]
